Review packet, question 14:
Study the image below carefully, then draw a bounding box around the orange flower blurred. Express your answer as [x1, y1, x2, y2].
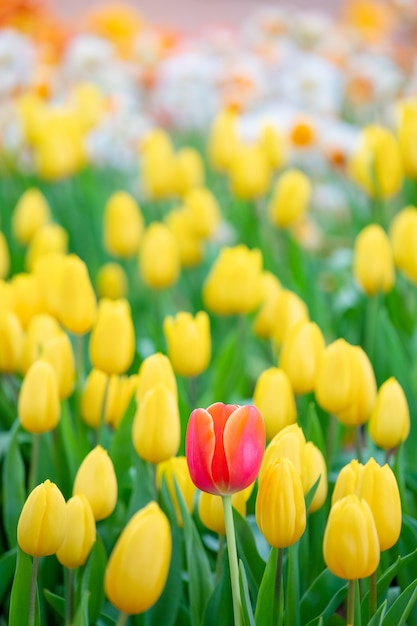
[84, 3, 144, 58]
[343, 0, 394, 42]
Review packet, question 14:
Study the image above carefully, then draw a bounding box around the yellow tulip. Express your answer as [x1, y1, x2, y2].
[0, 279, 14, 311]
[132, 383, 180, 464]
[25, 223, 68, 272]
[139, 222, 180, 289]
[81, 369, 110, 429]
[279, 321, 325, 394]
[103, 191, 144, 258]
[42, 332, 76, 399]
[271, 289, 309, 346]
[323, 494, 380, 579]
[183, 187, 221, 239]
[18, 360, 60, 433]
[256, 458, 306, 548]
[96, 262, 128, 300]
[253, 367, 297, 441]
[260, 423, 306, 478]
[397, 98, 417, 178]
[331, 459, 363, 505]
[0, 231, 10, 279]
[252, 271, 282, 339]
[140, 130, 176, 200]
[228, 145, 271, 200]
[163, 311, 211, 377]
[268, 169, 311, 228]
[12, 188, 51, 245]
[353, 224, 394, 295]
[0, 311, 24, 373]
[165, 207, 204, 268]
[260, 124, 286, 171]
[105, 502, 172, 614]
[336, 346, 377, 427]
[136, 353, 178, 404]
[56, 494, 96, 569]
[368, 377, 410, 449]
[301, 442, 328, 513]
[58, 254, 97, 334]
[174, 147, 205, 196]
[389, 206, 417, 283]
[106, 374, 138, 430]
[73, 446, 118, 521]
[11, 273, 45, 329]
[89, 299, 135, 375]
[33, 252, 66, 318]
[207, 108, 239, 172]
[17, 479, 67, 557]
[315, 339, 355, 415]
[156, 456, 196, 526]
[199, 487, 252, 535]
[20, 313, 62, 375]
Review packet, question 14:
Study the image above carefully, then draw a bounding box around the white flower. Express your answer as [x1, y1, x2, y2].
[0, 30, 36, 98]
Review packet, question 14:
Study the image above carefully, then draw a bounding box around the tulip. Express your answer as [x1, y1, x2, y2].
[136, 352, 178, 404]
[163, 311, 211, 377]
[106, 374, 138, 430]
[353, 224, 394, 295]
[140, 130, 176, 199]
[20, 313, 62, 375]
[0, 279, 14, 311]
[260, 124, 286, 171]
[33, 252, 66, 318]
[81, 369, 109, 429]
[58, 255, 97, 334]
[315, 338, 355, 415]
[165, 207, 204, 268]
[18, 360, 60, 433]
[302, 442, 328, 513]
[270, 289, 309, 346]
[89, 299, 135, 375]
[207, 108, 239, 172]
[25, 223, 68, 272]
[185, 402, 265, 495]
[96, 262, 128, 300]
[56, 494, 96, 568]
[268, 169, 311, 228]
[260, 423, 306, 478]
[103, 191, 144, 258]
[11, 273, 45, 329]
[368, 377, 410, 449]
[397, 99, 417, 178]
[174, 147, 205, 196]
[279, 321, 325, 394]
[132, 383, 180, 464]
[17, 479, 67, 557]
[73, 446, 118, 521]
[139, 222, 180, 289]
[336, 346, 377, 427]
[12, 188, 51, 245]
[198, 486, 252, 535]
[105, 502, 172, 615]
[156, 456, 196, 526]
[228, 145, 271, 200]
[252, 271, 282, 339]
[349, 125, 403, 199]
[323, 494, 380, 579]
[0, 231, 10, 279]
[0, 310, 24, 373]
[253, 367, 297, 441]
[42, 332, 76, 399]
[332, 459, 363, 505]
[256, 458, 306, 548]
[183, 187, 221, 239]
[389, 206, 417, 283]
[203, 245, 263, 315]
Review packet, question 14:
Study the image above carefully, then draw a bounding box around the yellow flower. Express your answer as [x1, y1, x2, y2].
[336, 346, 377, 427]
[353, 224, 394, 295]
[73, 446, 118, 521]
[270, 289, 309, 346]
[139, 222, 180, 289]
[165, 207, 204, 268]
[81, 369, 109, 429]
[33, 252, 66, 318]
[96, 262, 128, 300]
[140, 131, 176, 200]
[253, 367, 297, 441]
[106, 374, 138, 430]
[208, 109, 239, 172]
[89, 299, 135, 375]
[323, 494, 380, 579]
[259, 124, 286, 171]
[260, 423, 306, 478]
[163, 311, 211, 377]
[199, 486, 253, 535]
[315, 339, 355, 415]
[17, 480, 67, 557]
[105, 502, 172, 615]
[132, 383, 180, 464]
[302, 442, 328, 513]
[279, 321, 325, 394]
[268, 169, 311, 228]
[56, 494, 96, 569]
[183, 187, 221, 239]
[228, 145, 271, 200]
[18, 360, 60, 433]
[332, 459, 363, 505]
[256, 458, 306, 548]
[58, 254, 97, 335]
[41, 332, 76, 399]
[25, 223, 68, 272]
[11, 273, 45, 329]
[136, 353, 178, 404]
[173, 147, 205, 197]
[20, 313, 61, 375]
[156, 456, 196, 526]
[389, 206, 417, 283]
[396, 98, 417, 179]
[0, 231, 10, 279]
[368, 377, 410, 449]
[0, 310, 24, 373]
[12, 188, 51, 245]
[103, 191, 144, 258]
[252, 271, 282, 339]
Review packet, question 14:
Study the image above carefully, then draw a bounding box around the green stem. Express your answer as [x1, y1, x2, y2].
[370, 570, 377, 619]
[28, 433, 40, 493]
[274, 548, 284, 626]
[347, 579, 356, 625]
[116, 611, 129, 626]
[65, 568, 75, 626]
[365, 295, 379, 363]
[222, 495, 242, 626]
[28, 557, 39, 626]
[326, 415, 337, 469]
[97, 376, 110, 447]
[354, 427, 363, 464]
[75, 333, 85, 388]
[215, 534, 226, 584]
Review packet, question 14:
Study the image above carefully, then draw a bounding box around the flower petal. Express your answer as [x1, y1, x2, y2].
[186, 408, 216, 493]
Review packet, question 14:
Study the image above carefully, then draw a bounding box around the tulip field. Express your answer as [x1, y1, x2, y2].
[2, 1, 417, 625]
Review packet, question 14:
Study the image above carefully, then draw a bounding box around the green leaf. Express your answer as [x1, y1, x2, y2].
[72, 590, 90, 626]
[239, 561, 256, 626]
[127, 456, 154, 520]
[2, 419, 25, 549]
[9, 548, 40, 626]
[367, 600, 387, 626]
[202, 549, 233, 626]
[233, 509, 265, 602]
[0, 547, 17, 604]
[285, 542, 300, 626]
[43, 588, 65, 618]
[254, 547, 278, 626]
[300, 568, 348, 626]
[382, 578, 417, 626]
[81, 535, 107, 625]
[108, 396, 136, 487]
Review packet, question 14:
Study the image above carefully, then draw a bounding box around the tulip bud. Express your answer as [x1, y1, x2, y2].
[106, 374, 138, 430]
[12, 273, 45, 329]
[139, 222, 180, 289]
[332, 459, 363, 505]
[397, 98, 417, 178]
[315, 339, 355, 415]
[103, 191, 144, 258]
[270, 289, 309, 346]
[336, 346, 377, 427]
[174, 147, 205, 196]
[268, 169, 311, 228]
[183, 187, 221, 239]
[252, 271, 282, 339]
[80, 369, 109, 428]
[42, 332, 76, 399]
[256, 458, 306, 548]
[26, 223, 68, 272]
[323, 494, 380, 579]
[389, 206, 417, 283]
[58, 255, 97, 334]
[33, 252, 66, 318]
[0, 231, 10, 279]
[132, 383, 180, 464]
[163, 311, 211, 377]
[96, 262, 128, 300]
[18, 360, 60, 433]
[260, 423, 306, 479]
[279, 321, 325, 394]
[136, 353, 178, 404]
[12, 188, 51, 245]
[141, 130, 176, 200]
[165, 207, 204, 268]
[73, 446, 118, 521]
[156, 456, 196, 526]
[253, 367, 297, 441]
[0, 310, 24, 373]
[20, 313, 62, 375]
[229, 145, 271, 200]
[208, 109, 239, 172]
[203, 244, 263, 315]
[89, 299, 135, 375]
[198, 486, 253, 535]
[186, 402, 265, 495]
[301, 442, 328, 513]
[17, 479, 67, 557]
[368, 377, 410, 449]
[353, 224, 394, 295]
[0, 279, 14, 311]
[56, 494, 96, 568]
[105, 502, 172, 614]
[260, 124, 286, 171]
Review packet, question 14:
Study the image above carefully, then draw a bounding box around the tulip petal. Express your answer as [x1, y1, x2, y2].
[208, 402, 237, 492]
[186, 408, 216, 493]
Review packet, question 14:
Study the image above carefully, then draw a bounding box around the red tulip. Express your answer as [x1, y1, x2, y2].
[185, 402, 266, 495]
